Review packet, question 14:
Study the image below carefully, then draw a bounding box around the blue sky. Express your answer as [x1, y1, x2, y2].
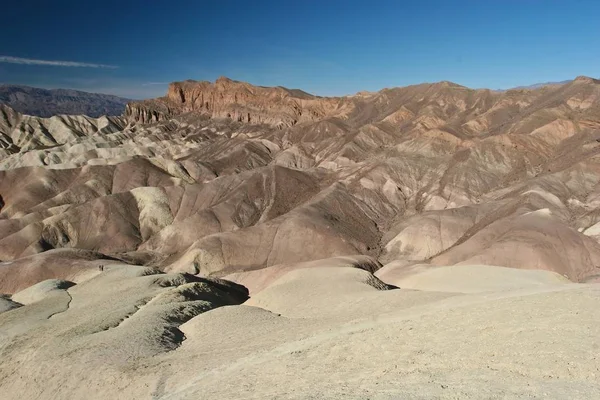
[0, 0, 598, 99]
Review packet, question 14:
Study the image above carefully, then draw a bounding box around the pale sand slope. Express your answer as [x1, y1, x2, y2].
[224, 254, 382, 295]
[376, 263, 571, 293]
[0, 261, 599, 399]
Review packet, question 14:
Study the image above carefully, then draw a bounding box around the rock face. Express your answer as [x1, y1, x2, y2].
[126, 76, 353, 127]
[0, 85, 131, 118]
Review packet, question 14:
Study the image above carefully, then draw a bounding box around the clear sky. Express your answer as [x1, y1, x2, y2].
[1, 0, 598, 99]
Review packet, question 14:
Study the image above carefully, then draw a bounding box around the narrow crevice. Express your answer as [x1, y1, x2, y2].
[47, 290, 73, 319]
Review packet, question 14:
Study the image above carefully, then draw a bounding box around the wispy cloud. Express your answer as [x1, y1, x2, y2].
[0, 56, 117, 68]
[141, 82, 170, 86]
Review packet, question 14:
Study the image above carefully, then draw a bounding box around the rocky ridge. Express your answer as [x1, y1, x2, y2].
[126, 76, 353, 127]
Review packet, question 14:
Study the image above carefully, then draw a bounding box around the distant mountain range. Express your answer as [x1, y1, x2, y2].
[0, 80, 583, 118]
[0, 85, 131, 118]
[506, 80, 572, 90]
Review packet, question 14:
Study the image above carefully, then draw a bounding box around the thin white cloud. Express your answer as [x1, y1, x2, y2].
[0, 56, 117, 68]
[141, 82, 170, 86]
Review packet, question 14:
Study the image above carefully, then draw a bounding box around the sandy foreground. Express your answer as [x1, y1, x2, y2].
[0, 260, 598, 399]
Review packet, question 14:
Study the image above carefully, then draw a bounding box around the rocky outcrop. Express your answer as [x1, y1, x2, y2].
[125, 77, 353, 128]
[124, 100, 174, 124]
